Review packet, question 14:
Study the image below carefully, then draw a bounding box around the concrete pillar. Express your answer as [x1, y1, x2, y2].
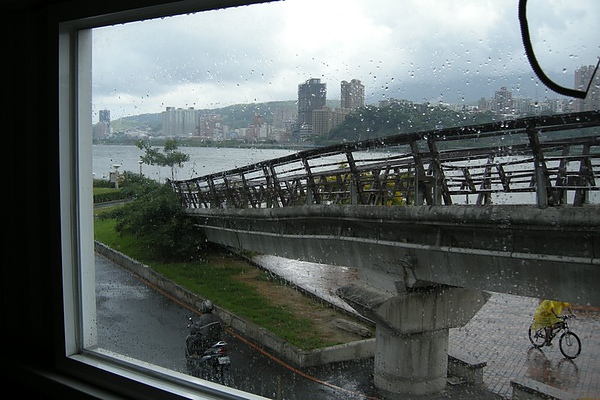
[375, 325, 448, 395]
[337, 282, 489, 397]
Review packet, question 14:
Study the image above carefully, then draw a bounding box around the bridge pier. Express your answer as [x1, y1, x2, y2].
[375, 324, 449, 395]
[337, 282, 489, 396]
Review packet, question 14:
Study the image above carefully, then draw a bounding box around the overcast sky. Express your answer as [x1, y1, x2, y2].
[92, 0, 599, 122]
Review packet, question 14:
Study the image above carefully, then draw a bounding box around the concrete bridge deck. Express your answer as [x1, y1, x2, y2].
[187, 204, 600, 307]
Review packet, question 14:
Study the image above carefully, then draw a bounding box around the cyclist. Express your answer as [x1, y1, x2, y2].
[531, 299, 572, 346]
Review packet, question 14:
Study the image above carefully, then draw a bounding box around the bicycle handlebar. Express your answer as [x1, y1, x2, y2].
[559, 314, 576, 320]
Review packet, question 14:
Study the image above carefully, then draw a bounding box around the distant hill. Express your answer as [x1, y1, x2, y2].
[109, 99, 504, 147]
[110, 100, 297, 133]
[109, 99, 343, 133]
[110, 113, 163, 133]
[195, 100, 297, 130]
[317, 103, 497, 145]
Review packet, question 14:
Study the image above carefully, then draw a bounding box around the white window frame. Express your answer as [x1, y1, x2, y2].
[55, 1, 271, 398]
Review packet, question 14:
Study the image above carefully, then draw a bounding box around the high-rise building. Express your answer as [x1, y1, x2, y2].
[297, 78, 327, 134]
[199, 114, 225, 139]
[99, 109, 110, 124]
[340, 79, 365, 110]
[574, 65, 600, 112]
[94, 109, 111, 139]
[312, 107, 350, 136]
[492, 86, 513, 115]
[477, 97, 489, 113]
[162, 107, 199, 136]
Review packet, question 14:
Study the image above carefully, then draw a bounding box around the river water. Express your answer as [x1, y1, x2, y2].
[93, 144, 296, 182]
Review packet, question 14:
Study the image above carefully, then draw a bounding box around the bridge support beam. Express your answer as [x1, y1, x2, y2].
[337, 282, 490, 396]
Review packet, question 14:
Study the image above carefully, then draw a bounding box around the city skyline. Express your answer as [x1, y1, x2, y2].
[99, 70, 595, 123]
[92, 0, 599, 122]
[95, 73, 595, 143]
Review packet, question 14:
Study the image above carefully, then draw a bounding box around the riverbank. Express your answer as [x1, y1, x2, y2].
[94, 139, 319, 152]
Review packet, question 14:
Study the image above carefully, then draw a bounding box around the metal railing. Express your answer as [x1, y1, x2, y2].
[170, 110, 600, 209]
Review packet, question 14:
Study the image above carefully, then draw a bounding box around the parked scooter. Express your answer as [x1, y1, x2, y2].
[185, 300, 230, 384]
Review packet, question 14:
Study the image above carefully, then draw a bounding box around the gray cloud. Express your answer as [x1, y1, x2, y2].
[92, 0, 599, 120]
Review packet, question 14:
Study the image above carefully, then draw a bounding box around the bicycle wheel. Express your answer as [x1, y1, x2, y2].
[528, 325, 546, 348]
[559, 331, 581, 359]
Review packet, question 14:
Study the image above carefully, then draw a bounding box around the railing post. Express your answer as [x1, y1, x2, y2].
[269, 164, 284, 207]
[345, 150, 364, 204]
[476, 155, 493, 206]
[573, 144, 593, 206]
[302, 156, 318, 205]
[526, 125, 549, 209]
[427, 137, 451, 205]
[207, 176, 220, 209]
[194, 178, 208, 208]
[184, 181, 194, 208]
[534, 160, 548, 208]
[261, 165, 282, 208]
[553, 145, 570, 205]
[412, 167, 422, 205]
[262, 166, 273, 208]
[432, 170, 440, 206]
[410, 139, 430, 205]
[306, 185, 313, 205]
[222, 175, 232, 208]
[240, 173, 249, 209]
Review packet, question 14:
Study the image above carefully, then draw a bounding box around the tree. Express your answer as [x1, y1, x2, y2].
[318, 103, 496, 145]
[109, 172, 208, 261]
[137, 139, 190, 180]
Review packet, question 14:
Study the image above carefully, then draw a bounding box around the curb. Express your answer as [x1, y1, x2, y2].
[511, 377, 578, 400]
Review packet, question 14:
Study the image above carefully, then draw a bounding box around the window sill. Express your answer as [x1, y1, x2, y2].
[51, 349, 268, 399]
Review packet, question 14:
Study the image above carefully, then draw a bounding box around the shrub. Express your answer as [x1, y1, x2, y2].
[104, 172, 208, 261]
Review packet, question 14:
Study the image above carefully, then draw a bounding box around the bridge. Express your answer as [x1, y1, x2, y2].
[170, 110, 600, 397]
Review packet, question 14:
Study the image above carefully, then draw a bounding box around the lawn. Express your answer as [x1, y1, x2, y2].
[93, 206, 339, 350]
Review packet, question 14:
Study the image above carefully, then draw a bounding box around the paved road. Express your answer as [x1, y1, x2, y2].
[96, 253, 599, 399]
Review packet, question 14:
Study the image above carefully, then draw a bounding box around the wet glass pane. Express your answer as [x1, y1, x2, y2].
[90, 0, 600, 398]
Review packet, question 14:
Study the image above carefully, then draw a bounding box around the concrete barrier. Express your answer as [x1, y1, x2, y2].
[511, 377, 578, 400]
[448, 351, 486, 385]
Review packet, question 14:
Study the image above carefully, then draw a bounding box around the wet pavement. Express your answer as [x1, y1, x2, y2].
[253, 255, 360, 313]
[254, 255, 600, 399]
[449, 292, 600, 399]
[97, 250, 599, 399]
[96, 252, 500, 399]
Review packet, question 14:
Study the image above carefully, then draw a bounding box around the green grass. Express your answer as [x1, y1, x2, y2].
[93, 187, 129, 203]
[93, 208, 333, 350]
[93, 187, 118, 195]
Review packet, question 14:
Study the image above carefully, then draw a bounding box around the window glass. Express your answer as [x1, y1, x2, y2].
[87, 0, 599, 398]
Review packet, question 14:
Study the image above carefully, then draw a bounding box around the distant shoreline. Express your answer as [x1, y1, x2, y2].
[93, 139, 320, 151]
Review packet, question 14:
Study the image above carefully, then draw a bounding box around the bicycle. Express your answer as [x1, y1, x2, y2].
[528, 315, 581, 359]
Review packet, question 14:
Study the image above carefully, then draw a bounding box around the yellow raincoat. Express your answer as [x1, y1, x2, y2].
[531, 300, 570, 330]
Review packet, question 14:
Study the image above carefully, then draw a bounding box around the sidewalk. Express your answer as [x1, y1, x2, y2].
[254, 255, 600, 399]
[450, 292, 600, 399]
